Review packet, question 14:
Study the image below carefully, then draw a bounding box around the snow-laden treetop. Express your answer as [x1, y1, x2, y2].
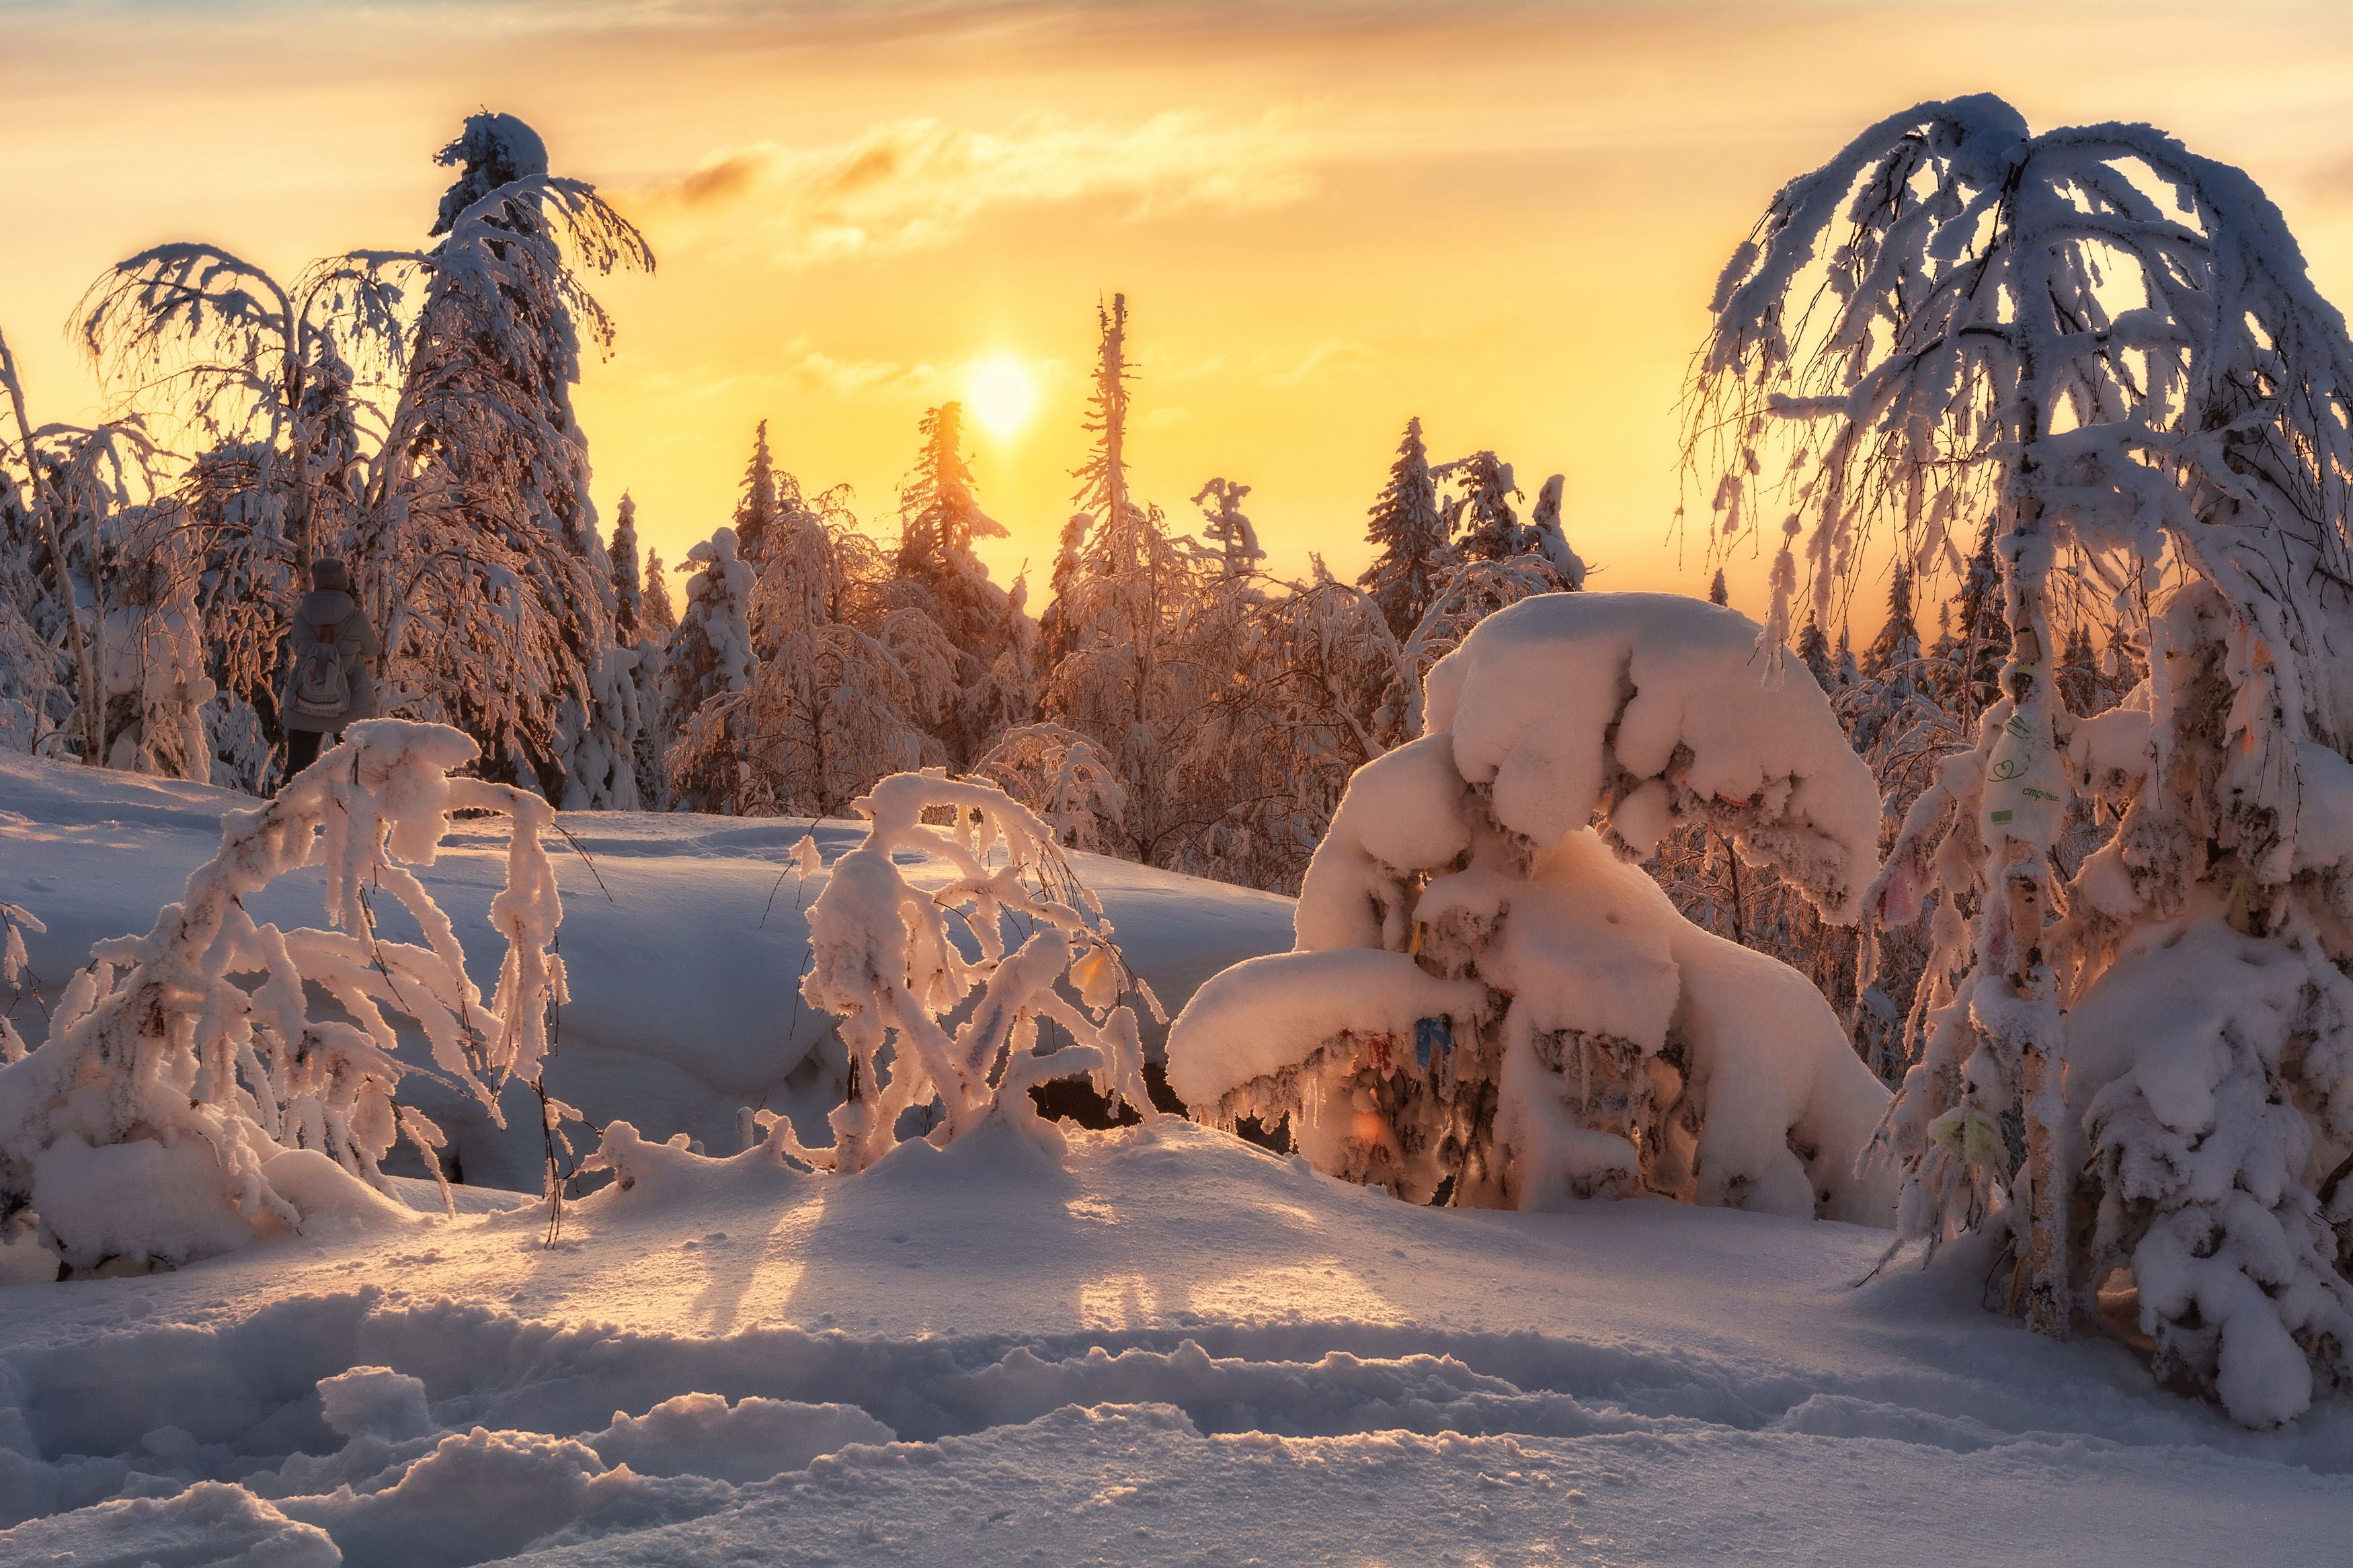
[1420, 591, 1882, 921]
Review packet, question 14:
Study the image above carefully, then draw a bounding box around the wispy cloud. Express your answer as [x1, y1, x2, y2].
[633, 109, 1314, 265]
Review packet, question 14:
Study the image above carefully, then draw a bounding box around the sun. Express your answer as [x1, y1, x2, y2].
[966, 354, 1039, 440]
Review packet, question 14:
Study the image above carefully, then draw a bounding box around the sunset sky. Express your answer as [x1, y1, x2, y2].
[9, 1, 2353, 620]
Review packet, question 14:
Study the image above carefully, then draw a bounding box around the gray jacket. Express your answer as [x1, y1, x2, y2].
[282, 565, 381, 734]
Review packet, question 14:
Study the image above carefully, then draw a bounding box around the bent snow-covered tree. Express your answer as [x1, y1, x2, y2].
[0, 720, 565, 1272]
[1692, 93, 2353, 1423]
[1167, 592, 1895, 1221]
[774, 771, 1159, 1175]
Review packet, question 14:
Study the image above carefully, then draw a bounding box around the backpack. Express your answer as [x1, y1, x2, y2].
[288, 615, 352, 722]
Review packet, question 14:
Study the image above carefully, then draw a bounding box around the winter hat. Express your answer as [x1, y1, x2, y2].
[311, 557, 350, 592]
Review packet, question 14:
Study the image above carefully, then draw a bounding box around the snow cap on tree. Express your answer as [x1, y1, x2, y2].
[431, 113, 551, 236]
[1527, 473, 1586, 589]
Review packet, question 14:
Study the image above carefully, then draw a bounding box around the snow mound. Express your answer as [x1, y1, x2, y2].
[1424, 591, 1881, 919]
[1171, 593, 1892, 1220]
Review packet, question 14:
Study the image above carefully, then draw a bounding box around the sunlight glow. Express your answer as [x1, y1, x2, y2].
[967, 354, 1039, 439]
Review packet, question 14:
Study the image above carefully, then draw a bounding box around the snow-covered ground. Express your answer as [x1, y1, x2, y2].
[1, 753, 2348, 1565]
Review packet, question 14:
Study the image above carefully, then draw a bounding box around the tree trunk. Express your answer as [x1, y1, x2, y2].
[1999, 483, 2071, 1339]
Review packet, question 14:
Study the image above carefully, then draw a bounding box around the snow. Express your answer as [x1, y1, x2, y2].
[0, 749, 1291, 1193]
[0, 1115, 2345, 1563]
[1172, 593, 1891, 1219]
[1426, 592, 1880, 918]
[0, 749, 2348, 1561]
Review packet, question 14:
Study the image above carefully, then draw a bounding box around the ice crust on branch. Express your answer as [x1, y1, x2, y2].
[0, 718, 566, 1271]
[1169, 591, 1895, 1220]
[762, 769, 1160, 1175]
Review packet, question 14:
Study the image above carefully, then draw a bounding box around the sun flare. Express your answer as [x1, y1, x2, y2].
[967, 353, 1039, 439]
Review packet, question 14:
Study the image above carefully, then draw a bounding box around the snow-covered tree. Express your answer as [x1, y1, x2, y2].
[1437, 452, 1525, 563]
[973, 723, 1129, 854]
[660, 527, 759, 811]
[359, 112, 652, 805]
[1042, 294, 1206, 864]
[610, 492, 644, 645]
[0, 901, 42, 1065]
[1190, 477, 1264, 579]
[1794, 615, 1832, 690]
[756, 771, 1158, 1175]
[1168, 593, 1894, 1219]
[0, 720, 565, 1272]
[96, 503, 216, 780]
[1526, 473, 1587, 588]
[1863, 566, 1921, 677]
[732, 421, 783, 567]
[1709, 568, 1730, 608]
[1693, 94, 2353, 1421]
[78, 242, 415, 575]
[676, 499, 955, 819]
[1358, 418, 1452, 636]
[0, 329, 155, 767]
[891, 403, 1030, 765]
[641, 547, 676, 640]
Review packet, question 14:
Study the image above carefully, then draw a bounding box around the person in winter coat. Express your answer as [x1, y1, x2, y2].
[278, 557, 380, 781]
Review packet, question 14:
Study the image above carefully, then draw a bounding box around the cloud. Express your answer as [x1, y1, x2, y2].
[1261, 340, 1377, 386]
[634, 108, 1314, 265]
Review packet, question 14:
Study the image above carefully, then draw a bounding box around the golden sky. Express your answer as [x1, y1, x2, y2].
[9, 1, 2353, 621]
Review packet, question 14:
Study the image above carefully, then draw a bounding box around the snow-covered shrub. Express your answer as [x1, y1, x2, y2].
[1167, 591, 1895, 1220]
[1, 901, 41, 1064]
[762, 769, 1160, 1175]
[0, 718, 566, 1271]
[973, 723, 1129, 853]
[97, 507, 217, 781]
[1692, 93, 2353, 1421]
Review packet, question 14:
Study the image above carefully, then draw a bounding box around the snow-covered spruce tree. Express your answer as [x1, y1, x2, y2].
[659, 526, 759, 812]
[1041, 294, 1207, 865]
[891, 402, 1031, 766]
[1359, 417, 1454, 636]
[359, 112, 652, 804]
[610, 492, 644, 644]
[732, 420, 782, 567]
[1438, 451, 1526, 563]
[726, 770, 1158, 1176]
[0, 720, 567, 1272]
[1693, 94, 2353, 1421]
[1794, 615, 1833, 690]
[641, 547, 676, 639]
[1169, 592, 1894, 1219]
